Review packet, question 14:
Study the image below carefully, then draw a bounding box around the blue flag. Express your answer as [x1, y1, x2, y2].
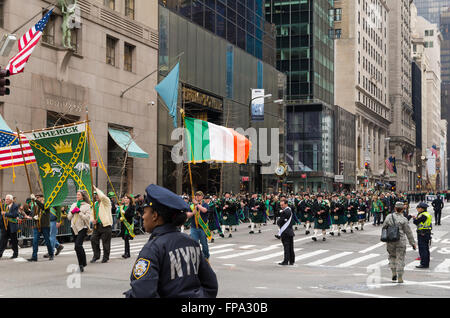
[155, 63, 180, 128]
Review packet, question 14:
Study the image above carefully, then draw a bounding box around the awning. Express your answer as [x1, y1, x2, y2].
[108, 128, 149, 159]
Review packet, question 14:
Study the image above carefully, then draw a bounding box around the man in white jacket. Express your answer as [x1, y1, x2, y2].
[90, 186, 113, 263]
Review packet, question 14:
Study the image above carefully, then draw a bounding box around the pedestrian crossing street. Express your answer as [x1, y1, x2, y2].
[3, 231, 450, 274]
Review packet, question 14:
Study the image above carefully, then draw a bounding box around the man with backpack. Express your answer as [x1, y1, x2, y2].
[383, 202, 416, 283]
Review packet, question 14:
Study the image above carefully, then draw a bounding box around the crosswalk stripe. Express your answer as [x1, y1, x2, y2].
[209, 244, 236, 250]
[248, 249, 303, 262]
[336, 253, 379, 268]
[405, 260, 421, 271]
[434, 259, 450, 273]
[210, 249, 234, 255]
[218, 246, 279, 259]
[291, 250, 329, 262]
[306, 251, 353, 266]
[359, 243, 384, 254]
[240, 245, 256, 249]
[370, 259, 389, 268]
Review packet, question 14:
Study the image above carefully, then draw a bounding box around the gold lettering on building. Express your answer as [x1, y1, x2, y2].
[182, 87, 223, 111]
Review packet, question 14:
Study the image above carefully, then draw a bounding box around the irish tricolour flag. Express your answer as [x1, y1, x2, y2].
[184, 117, 251, 164]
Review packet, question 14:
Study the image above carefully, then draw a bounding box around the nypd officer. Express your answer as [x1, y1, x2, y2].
[124, 184, 218, 298]
[413, 202, 433, 269]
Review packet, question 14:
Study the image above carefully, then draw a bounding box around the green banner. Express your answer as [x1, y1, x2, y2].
[23, 122, 92, 209]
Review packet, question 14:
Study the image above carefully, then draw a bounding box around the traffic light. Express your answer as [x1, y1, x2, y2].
[0, 68, 10, 96]
[364, 162, 370, 170]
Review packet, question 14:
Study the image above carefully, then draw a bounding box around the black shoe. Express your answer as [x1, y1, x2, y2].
[305, 231, 310, 235]
[416, 265, 429, 269]
[121, 254, 130, 259]
[27, 258, 37, 262]
[258, 230, 261, 233]
[101, 259, 108, 263]
[342, 229, 347, 233]
[228, 234, 232, 238]
[338, 232, 341, 236]
[79, 265, 84, 273]
[211, 238, 214, 243]
[278, 262, 288, 266]
[275, 235, 280, 239]
[392, 275, 397, 281]
[312, 237, 317, 241]
[323, 237, 326, 241]
[295, 227, 298, 230]
[355, 227, 359, 230]
[219, 233, 225, 238]
[330, 232, 334, 236]
[289, 263, 295, 266]
[55, 245, 64, 256]
[43, 254, 49, 258]
[49, 255, 54, 261]
[249, 231, 254, 234]
[90, 257, 99, 263]
[351, 230, 354, 233]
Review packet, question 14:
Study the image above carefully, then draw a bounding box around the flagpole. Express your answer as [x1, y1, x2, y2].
[85, 108, 96, 230]
[15, 127, 33, 194]
[16, 127, 39, 231]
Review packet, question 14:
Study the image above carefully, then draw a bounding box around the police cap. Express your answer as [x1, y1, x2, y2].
[416, 202, 428, 209]
[144, 184, 190, 213]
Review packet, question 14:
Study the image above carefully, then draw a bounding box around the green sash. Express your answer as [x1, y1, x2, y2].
[119, 206, 135, 238]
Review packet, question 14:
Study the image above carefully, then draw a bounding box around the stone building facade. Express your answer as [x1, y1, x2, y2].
[0, 0, 158, 201]
[334, 0, 391, 190]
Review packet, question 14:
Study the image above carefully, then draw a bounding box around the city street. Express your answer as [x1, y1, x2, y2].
[0, 204, 450, 298]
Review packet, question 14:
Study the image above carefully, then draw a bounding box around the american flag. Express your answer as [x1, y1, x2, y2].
[0, 129, 36, 170]
[6, 9, 53, 75]
[431, 145, 438, 157]
[385, 156, 394, 173]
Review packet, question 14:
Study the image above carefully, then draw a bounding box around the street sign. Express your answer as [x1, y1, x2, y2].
[301, 174, 307, 179]
[241, 176, 249, 182]
[91, 160, 98, 167]
[334, 175, 344, 182]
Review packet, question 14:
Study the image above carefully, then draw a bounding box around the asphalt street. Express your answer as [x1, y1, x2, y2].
[0, 203, 450, 298]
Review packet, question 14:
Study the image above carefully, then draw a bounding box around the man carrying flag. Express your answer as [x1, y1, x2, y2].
[186, 191, 211, 261]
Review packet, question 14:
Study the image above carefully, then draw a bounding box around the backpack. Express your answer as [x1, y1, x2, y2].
[381, 214, 400, 242]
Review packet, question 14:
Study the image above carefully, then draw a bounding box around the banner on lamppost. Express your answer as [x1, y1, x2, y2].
[251, 89, 265, 121]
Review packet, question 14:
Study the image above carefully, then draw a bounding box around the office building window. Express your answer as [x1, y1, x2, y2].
[106, 35, 118, 66]
[335, 29, 342, 39]
[0, 0, 4, 28]
[42, 11, 56, 45]
[71, 28, 80, 53]
[104, 0, 115, 10]
[125, 0, 135, 19]
[334, 8, 342, 21]
[124, 43, 135, 72]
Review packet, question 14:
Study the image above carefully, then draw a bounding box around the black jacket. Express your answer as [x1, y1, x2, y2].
[432, 198, 444, 211]
[0, 203, 19, 233]
[277, 207, 294, 237]
[124, 224, 218, 298]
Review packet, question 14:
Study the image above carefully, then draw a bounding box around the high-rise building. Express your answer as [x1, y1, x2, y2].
[412, 3, 444, 191]
[386, 0, 415, 192]
[158, 0, 286, 194]
[414, 0, 449, 25]
[440, 8, 450, 188]
[265, 0, 335, 192]
[334, 0, 391, 190]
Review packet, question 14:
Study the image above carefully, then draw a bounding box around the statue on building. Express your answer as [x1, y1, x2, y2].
[58, 0, 79, 49]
